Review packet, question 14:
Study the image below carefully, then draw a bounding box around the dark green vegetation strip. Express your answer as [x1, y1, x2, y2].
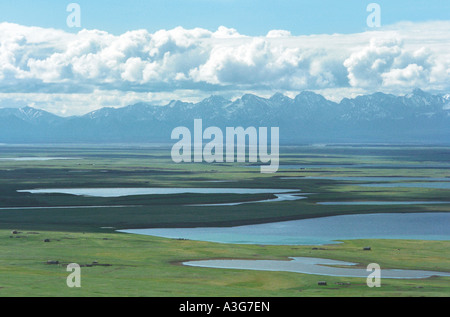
[1, 145, 449, 232]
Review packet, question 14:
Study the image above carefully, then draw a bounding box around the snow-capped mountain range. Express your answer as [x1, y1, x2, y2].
[0, 89, 449, 144]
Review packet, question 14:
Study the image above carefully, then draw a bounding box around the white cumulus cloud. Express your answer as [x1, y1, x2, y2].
[0, 21, 449, 115]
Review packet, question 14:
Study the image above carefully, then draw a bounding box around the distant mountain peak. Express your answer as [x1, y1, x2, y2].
[298, 90, 320, 96]
[270, 92, 290, 101]
[241, 93, 263, 101]
[85, 106, 116, 118]
[406, 88, 431, 98]
[412, 88, 427, 95]
[0, 90, 449, 144]
[130, 102, 152, 108]
[20, 105, 42, 113]
[199, 95, 230, 107]
[295, 90, 327, 103]
[21, 105, 36, 111]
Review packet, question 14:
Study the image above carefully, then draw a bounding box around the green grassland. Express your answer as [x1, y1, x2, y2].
[0, 145, 449, 296]
[0, 231, 449, 297]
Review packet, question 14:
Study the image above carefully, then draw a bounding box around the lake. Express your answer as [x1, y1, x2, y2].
[117, 212, 450, 245]
[318, 201, 450, 205]
[183, 257, 450, 279]
[252, 164, 450, 170]
[282, 176, 450, 182]
[17, 187, 301, 198]
[0, 205, 137, 210]
[0, 157, 80, 161]
[358, 182, 450, 189]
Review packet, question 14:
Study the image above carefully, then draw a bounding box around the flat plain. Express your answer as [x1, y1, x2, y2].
[0, 145, 449, 296]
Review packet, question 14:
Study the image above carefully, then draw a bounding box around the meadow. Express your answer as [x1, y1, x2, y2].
[0, 144, 449, 296]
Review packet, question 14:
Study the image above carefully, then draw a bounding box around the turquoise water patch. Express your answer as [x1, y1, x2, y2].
[118, 212, 450, 245]
[318, 201, 450, 205]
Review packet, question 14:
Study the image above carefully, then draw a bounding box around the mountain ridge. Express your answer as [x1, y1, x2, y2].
[1, 89, 449, 144]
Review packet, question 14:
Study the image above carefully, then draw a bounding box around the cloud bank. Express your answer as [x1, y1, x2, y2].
[0, 21, 449, 115]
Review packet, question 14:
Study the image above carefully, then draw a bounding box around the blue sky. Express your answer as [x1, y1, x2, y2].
[1, 0, 449, 35]
[0, 1, 449, 115]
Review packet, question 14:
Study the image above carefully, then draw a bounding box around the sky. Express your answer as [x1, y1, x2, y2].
[0, 0, 449, 115]
[1, 0, 449, 36]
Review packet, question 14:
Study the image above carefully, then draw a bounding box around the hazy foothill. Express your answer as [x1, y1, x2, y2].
[1, 89, 449, 144]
